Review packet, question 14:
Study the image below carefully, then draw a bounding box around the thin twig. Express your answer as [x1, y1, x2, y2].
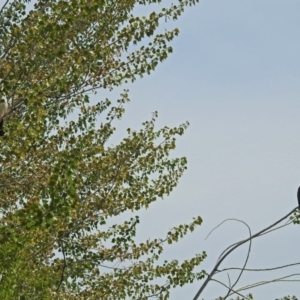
[258, 219, 293, 237]
[218, 262, 300, 273]
[234, 273, 300, 293]
[227, 272, 231, 289]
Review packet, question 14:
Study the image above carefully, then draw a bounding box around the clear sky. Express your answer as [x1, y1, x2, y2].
[22, 0, 300, 298]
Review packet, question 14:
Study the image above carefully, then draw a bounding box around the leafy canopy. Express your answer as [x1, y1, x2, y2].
[0, 0, 205, 299]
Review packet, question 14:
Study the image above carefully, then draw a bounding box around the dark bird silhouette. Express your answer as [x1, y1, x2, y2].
[297, 187, 300, 207]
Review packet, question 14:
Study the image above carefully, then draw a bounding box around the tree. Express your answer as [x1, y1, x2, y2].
[0, 0, 207, 299]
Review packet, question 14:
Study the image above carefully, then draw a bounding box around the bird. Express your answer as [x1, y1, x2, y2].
[0, 94, 8, 136]
[297, 187, 300, 207]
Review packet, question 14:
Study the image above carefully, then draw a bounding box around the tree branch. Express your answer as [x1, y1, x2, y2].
[192, 207, 298, 300]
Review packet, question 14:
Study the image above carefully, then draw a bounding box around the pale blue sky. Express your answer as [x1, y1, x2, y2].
[19, 0, 300, 298]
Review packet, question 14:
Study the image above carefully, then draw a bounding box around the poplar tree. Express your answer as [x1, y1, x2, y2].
[0, 1, 206, 299]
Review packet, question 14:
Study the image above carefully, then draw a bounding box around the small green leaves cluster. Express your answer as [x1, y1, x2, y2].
[291, 209, 300, 224]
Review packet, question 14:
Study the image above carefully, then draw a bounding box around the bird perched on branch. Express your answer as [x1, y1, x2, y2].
[0, 94, 8, 136]
[297, 187, 300, 207]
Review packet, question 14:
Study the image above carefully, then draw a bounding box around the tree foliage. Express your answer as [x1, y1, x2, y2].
[0, 0, 207, 299]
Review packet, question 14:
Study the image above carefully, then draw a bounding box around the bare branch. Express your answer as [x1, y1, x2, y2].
[218, 262, 300, 273]
[192, 207, 298, 300]
[234, 273, 300, 294]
